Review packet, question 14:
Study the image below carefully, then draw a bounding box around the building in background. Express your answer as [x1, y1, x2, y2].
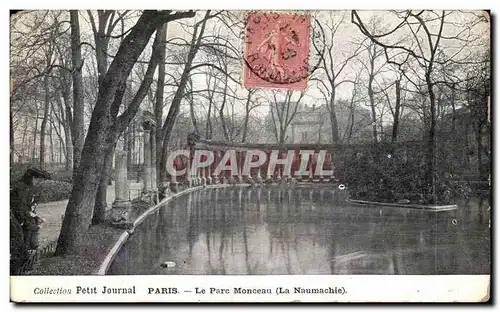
[266, 101, 372, 144]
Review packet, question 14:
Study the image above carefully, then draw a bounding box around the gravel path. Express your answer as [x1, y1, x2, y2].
[36, 182, 143, 247]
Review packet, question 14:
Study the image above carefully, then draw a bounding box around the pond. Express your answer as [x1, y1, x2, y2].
[107, 186, 490, 275]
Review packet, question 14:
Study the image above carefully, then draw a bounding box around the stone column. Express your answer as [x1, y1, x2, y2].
[205, 165, 212, 185]
[170, 162, 178, 193]
[142, 129, 152, 202]
[186, 149, 193, 187]
[200, 165, 206, 185]
[109, 150, 131, 224]
[240, 151, 246, 183]
[150, 127, 158, 203]
[212, 151, 219, 184]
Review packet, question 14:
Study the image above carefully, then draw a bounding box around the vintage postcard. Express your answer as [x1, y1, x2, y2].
[9, 8, 491, 303]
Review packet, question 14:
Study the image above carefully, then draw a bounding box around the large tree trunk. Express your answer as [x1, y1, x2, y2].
[155, 23, 167, 188]
[39, 74, 50, 169]
[92, 142, 115, 224]
[70, 10, 85, 174]
[91, 26, 165, 224]
[10, 111, 14, 165]
[56, 11, 182, 255]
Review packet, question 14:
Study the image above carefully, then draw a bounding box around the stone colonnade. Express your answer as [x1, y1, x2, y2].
[108, 129, 339, 225]
[108, 112, 158, 224]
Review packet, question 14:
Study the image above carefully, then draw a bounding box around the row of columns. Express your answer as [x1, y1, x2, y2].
[163, 147, 336, 196]
[108, 126, 338, 225]
[173, 149, 337, 187]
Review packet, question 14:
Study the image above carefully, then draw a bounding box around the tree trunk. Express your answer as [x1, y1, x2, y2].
[155, 23, 167, 188]
[49, 117, 54, 164]
[21, 114, 29, 162]
[70, 10, 85, 174]
[219, 74, 230, 141]
[59, 133, 63, 164]
[368, 74, 378, 143]
[131, 122, 136, 165]
[188, 85, 200, 135]
[10, 111, 14, 165]
[347, 101, 355, 144]
[425, 74, 437, 200]
[92, 142, 115, 224]
[56, 10, 182, 255]
[391, 80, 401, 144]
[126, 125, 132, 167]
[59, 86, 74, 171]
[241, 90, 253, 143]
[475, 126, 483, 179]
[242, 108, 250, 143]
[39, 74, 50, 170]
[159, 12, 209, 183]
[205, 85, 214, 139]
[33, 105, 39, 162]
[64, 122, 73, 171]
[329, 91, 340, 144]
[451, 83, 456, 133]
[92, 52, 160, 225]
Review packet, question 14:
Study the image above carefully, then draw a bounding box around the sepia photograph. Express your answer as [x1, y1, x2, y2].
[9, 6, 491, 302]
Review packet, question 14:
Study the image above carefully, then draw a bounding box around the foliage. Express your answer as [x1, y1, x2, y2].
[33, 179, 72, 203]
[10, 163, 32, 183]
[335, 142, 472, 205]
[50, 170, 73, 183]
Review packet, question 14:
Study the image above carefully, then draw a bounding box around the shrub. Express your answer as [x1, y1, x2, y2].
[33, 180, 72, 203]
[334, 142, 466, 205]
[10, 163, 33, 184]
[50, 170, 73, 183]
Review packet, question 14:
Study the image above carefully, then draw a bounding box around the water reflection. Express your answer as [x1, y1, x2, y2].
[108, 187, 490, 275]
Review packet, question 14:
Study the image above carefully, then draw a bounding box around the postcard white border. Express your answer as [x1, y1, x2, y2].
[3, 0, 498, 309]
[10, 275, 490, 303]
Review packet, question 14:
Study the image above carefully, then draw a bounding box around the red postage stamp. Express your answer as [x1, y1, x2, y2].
[243, 12, 311, 90]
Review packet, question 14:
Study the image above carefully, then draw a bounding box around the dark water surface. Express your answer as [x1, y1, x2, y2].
[108, 186, 490, 275]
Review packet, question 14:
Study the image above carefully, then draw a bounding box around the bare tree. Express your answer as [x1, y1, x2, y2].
[158, 11, 217, 183]
[269, 90, 305, 144]
[241, 89, 260, 143]
[352, 10, 488, 196]
[311, 12, 365, 144]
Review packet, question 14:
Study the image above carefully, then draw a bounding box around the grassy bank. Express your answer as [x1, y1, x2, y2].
[28, 224, 123, 275]
[28, 199, 151, 275]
